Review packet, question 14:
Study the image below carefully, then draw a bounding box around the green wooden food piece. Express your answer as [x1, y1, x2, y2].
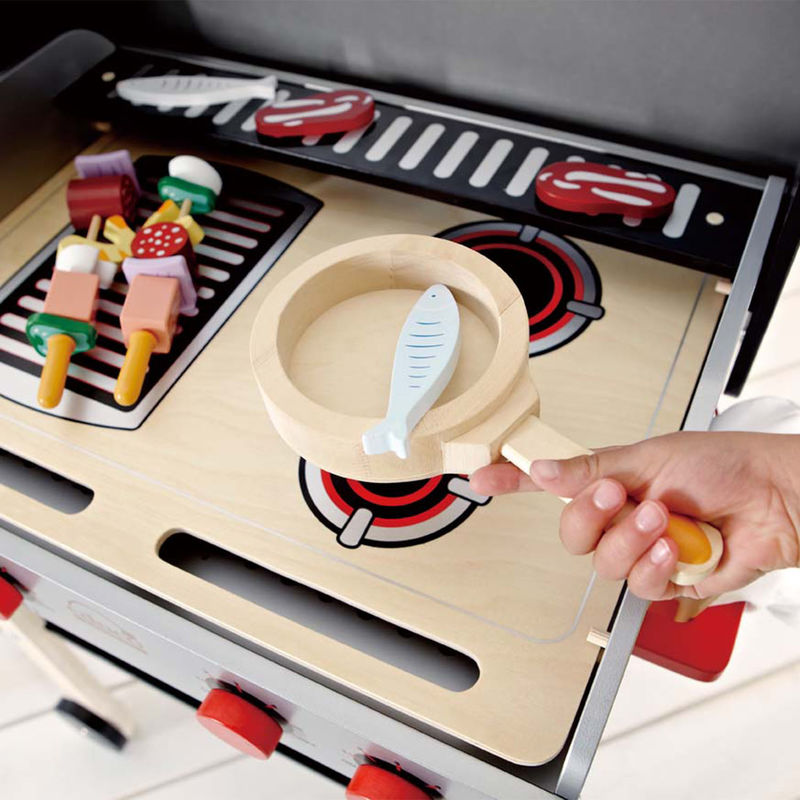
[157, 176, 216, 214]
[26, 313, 97, 356]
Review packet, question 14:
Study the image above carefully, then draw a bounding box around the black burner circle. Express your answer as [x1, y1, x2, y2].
[437, 222, 604, 355]
[299, 459, 490, 549]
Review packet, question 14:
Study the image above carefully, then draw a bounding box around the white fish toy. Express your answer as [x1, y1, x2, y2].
[116, 74, 277, 107]
[362, 285, 461, 460]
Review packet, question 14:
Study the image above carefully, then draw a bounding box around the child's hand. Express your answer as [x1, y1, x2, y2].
[469, 431, 800, 601]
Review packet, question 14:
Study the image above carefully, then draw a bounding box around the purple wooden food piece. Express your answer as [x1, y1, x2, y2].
[75, 150, 141, 194]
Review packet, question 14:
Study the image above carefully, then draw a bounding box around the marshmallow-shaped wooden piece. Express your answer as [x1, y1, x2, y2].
[57, 235, 123, 264]
[43, 270, 99, 323]
[168, 155, 223, 196]
[55, 243, 116, 289]
[122, 254, 197, 316]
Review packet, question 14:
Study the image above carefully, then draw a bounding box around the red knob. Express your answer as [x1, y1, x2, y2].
[346, 764, 431, 800]
[0, 576, 23, 620]
[196, 688, 282, 759]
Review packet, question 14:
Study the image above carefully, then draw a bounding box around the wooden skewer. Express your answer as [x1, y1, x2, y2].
[674, 596, 716, 623]
[87, 214, 101, 242]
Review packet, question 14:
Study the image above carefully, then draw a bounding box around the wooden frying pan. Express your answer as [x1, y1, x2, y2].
[250, 235, 722, 585]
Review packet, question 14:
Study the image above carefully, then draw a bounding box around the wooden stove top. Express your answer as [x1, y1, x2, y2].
[0, 135, 723, 765]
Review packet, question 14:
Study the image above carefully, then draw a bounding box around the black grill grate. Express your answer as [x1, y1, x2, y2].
[0, 155, 321, 429]
[59, 48, 769, 277]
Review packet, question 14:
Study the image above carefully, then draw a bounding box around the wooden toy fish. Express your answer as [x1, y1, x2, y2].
[116, 74, 277, 107]
[362, 284, 460, 460]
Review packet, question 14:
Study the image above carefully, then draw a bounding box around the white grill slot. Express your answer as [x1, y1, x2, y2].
[200, 227, 258, 249]
[333, 110, 381, 154]
[212, 96, 251, 126]
[365, 115, 413, 162]
[206, 209, 271, 233]
[398, 123, 445, 171]
[505, 147, 549, 197]
[194, 244, 245, 265]
[0, 333, 117, 391]
[226, 198, 284, 217]
[241, 88, 290, 132]
[433, 131, 479, 179]
[198, 265, 230, 282]
[662, 184, 701, 239]
[469, 139, 514, 188]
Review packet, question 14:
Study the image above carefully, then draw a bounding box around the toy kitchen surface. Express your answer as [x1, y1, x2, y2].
[0, 31, 789, 800]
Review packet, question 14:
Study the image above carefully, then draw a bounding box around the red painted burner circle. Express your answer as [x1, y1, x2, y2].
[300, 460, 490, 549]
[437, 222, 603, 356]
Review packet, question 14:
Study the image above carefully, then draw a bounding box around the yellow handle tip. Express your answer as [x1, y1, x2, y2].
[37, 334, 76, 409]
[115, 330, 157, 406]
[668, 514, 713, 564]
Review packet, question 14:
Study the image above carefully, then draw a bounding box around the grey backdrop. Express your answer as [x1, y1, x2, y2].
[183, 0, 800, 166]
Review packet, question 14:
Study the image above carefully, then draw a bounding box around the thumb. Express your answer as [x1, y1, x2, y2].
[529, 444, 649, 499]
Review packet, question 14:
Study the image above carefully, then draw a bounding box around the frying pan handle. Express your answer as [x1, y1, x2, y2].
[500, 416, 723, 587]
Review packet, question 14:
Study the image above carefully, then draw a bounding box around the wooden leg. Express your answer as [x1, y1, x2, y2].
[674, 596, 716, 623]
[2, 604, 136, 737]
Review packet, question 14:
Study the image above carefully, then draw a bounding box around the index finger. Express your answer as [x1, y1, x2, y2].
[469, 462, 540, 495]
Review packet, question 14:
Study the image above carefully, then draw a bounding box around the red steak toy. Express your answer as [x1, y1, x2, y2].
[535, 161, 676, 220]
[255, 88, 375, 138]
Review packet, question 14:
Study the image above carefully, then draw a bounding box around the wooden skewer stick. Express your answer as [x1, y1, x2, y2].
[674, 596, 716, 623]
[86, 214, 101, 242]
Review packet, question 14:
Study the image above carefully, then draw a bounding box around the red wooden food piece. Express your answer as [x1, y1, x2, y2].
[66, 175, 138, 231]
[535, 161, 676, 220]
[131, 222, 197, 276]
[0, 575, 23, 620]
[256, 88, 375, 138]
[196, 688, 283, 759]
[346, 765, 431, 800]
[633, 598, 746, 682]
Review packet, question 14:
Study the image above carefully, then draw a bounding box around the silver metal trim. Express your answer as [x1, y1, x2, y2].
[554, 174, 787, 796]
[554, 590, 649, 800]
[127, 47, 766, 190]
[0, 524, 555, 799]
[683, 175, 786, 431]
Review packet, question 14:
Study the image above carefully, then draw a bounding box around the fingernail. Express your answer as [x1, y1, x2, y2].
[649, 538, 672, 565]
[593, 480, 623, 510]
[635, 501, 666, 533]
[531, 460, 560, 481]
